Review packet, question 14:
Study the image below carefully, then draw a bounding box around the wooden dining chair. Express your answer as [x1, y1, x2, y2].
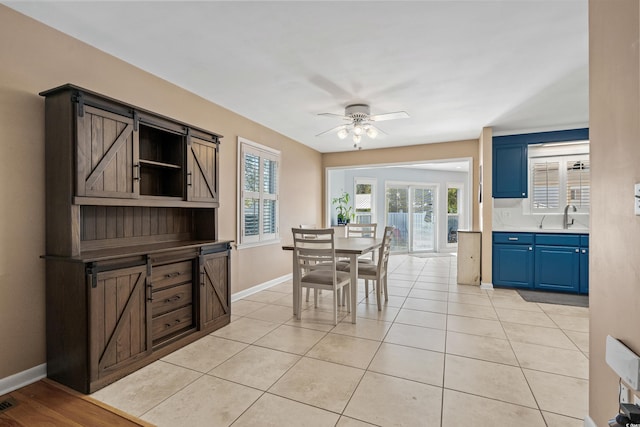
[291, 227, 352, 325]
[339, 226, 394, 311]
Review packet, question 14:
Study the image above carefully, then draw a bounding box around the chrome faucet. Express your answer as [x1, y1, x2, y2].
[563, 205, 577, 229]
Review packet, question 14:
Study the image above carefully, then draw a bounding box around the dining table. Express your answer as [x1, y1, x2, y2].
[282, 236, 383, 323]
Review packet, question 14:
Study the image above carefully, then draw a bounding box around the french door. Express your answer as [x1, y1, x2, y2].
[386, 183, 437, 252]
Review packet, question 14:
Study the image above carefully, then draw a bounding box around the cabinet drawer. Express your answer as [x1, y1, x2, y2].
[152, 283, 193, 317]
[152, 261, 193, 291]
[493, 233, 533, 244]
[580, 235, 589, 247]
[152, 305, 194, 342]
[535, 234, 580, 246]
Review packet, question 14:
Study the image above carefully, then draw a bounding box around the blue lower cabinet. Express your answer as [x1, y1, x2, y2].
[493, 244, 534, 288]
[534, 245, 580, 292]
[493, 232, 589, 294]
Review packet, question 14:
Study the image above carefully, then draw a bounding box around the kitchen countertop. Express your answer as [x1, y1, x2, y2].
[493, 228, 589, 234]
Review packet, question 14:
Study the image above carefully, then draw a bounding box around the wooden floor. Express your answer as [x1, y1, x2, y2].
[0, 379, 153, 426]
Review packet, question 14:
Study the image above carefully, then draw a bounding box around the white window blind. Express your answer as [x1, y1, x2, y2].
[238, 138, 280, 246]
[532, 160, 560, 209]
[566, 159, 590, 208]
[529, 152, 589, 213]
[354, 178, 376, 224]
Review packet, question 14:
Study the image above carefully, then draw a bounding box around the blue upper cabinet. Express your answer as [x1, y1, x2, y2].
[493, 139, 528, 198]
[492, 128, 589, 199]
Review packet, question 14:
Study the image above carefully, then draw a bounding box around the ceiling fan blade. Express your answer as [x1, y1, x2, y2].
[368, 111, 410, 122]
[316, 124, 348, 137]
[318, 112, 350, 120]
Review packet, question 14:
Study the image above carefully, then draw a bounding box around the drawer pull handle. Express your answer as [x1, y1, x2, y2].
[508, 237, 518, 241]
[575, 249, 580, 253]
[528, 247, 532, 251]
[164, 319, 181, 329]
[165, 272, 182, 279]
[165, 295, 182, 303]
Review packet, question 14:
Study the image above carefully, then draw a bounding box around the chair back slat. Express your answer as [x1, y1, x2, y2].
[346, 223, 377, 238]
[377, 226, 395, 276]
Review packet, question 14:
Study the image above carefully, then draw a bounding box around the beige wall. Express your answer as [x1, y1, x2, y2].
[478, 127, 493, 283]
[589, 1, 640, 425]
[0, 6, 322, 379]
[322, 139, 480, 232]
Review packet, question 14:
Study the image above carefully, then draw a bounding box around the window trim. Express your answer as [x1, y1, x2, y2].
[446, 182, 464, 247]
[527, 150, 590, 215]
[237, 137, 281, 248]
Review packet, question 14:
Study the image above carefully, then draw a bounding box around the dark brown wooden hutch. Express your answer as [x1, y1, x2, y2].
[41, 84, 231, 393]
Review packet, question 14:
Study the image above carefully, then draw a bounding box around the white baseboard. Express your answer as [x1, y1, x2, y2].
[0, 363, 47, 395]
[231, 273, 292, 302]
[480, 282, 494, 290]
[583, 415, 596, 427]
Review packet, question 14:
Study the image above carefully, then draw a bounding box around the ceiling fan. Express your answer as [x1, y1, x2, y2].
[316, 104, 410, 148]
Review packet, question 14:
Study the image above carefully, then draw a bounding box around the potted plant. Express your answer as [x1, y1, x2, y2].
[332, 191, 355, 225]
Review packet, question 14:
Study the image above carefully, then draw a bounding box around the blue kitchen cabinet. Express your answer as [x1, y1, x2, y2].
[492, 233, 534, 288]
[493, 232, 589, 294]
[535, 245, 580, 292]
[492, 138, 528, 198]
[580, 235, 589, 294]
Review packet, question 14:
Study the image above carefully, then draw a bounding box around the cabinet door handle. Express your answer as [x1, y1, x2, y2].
[528, 247, 532, 251]
[133, 163, 140, 181]
[147, 283, 153, 302]
[187, 172, 193, 186]
[508, 237, 519, 241]
[575, 248, 580, 253]
[522, 192, 525, 196]
[582, 249, 587, 254]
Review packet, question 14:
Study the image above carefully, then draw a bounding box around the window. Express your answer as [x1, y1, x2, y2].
[238, 138, 280, 246]
[354, 178, 376, 224]
[446, 184, 463, 244]
[529, 144, 589, 213]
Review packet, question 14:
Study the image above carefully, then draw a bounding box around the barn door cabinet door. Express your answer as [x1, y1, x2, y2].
[77, 105, 139, 199]
[89, 264, 150, 383]
[187, 133, 219, 204]
[199, 248, 230, 331]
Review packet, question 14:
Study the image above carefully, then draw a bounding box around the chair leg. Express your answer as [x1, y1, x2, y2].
[384, 275, 389, 302]
[297, 286, 304, 320]
[333, 290, 338, 326]
[305, 287, 310, 302]
[375, 279, 382, 311]
[314, 289, 319, 307]
[365, 279, 369, 298]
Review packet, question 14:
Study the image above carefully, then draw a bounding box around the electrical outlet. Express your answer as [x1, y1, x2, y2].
[635, 184, 640, 215]
[622, 383, 630, 403]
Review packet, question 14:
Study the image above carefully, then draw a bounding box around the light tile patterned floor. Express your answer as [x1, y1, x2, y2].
[91, 254, 589, 427]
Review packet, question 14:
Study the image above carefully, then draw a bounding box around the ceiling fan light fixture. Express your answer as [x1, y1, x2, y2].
[337, 128, 348, 139]
[353, 124, 363, 136]
[366, 127, 378, 139]
[352, 134, 362, 144]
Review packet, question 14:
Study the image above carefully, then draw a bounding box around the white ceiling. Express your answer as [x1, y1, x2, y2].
[6, 1, 589, 153]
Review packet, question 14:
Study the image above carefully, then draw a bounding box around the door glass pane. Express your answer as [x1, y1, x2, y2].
[244, 198, 259, 236]
[386, 186, 408, 251]
[411, 187, 435, 251]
